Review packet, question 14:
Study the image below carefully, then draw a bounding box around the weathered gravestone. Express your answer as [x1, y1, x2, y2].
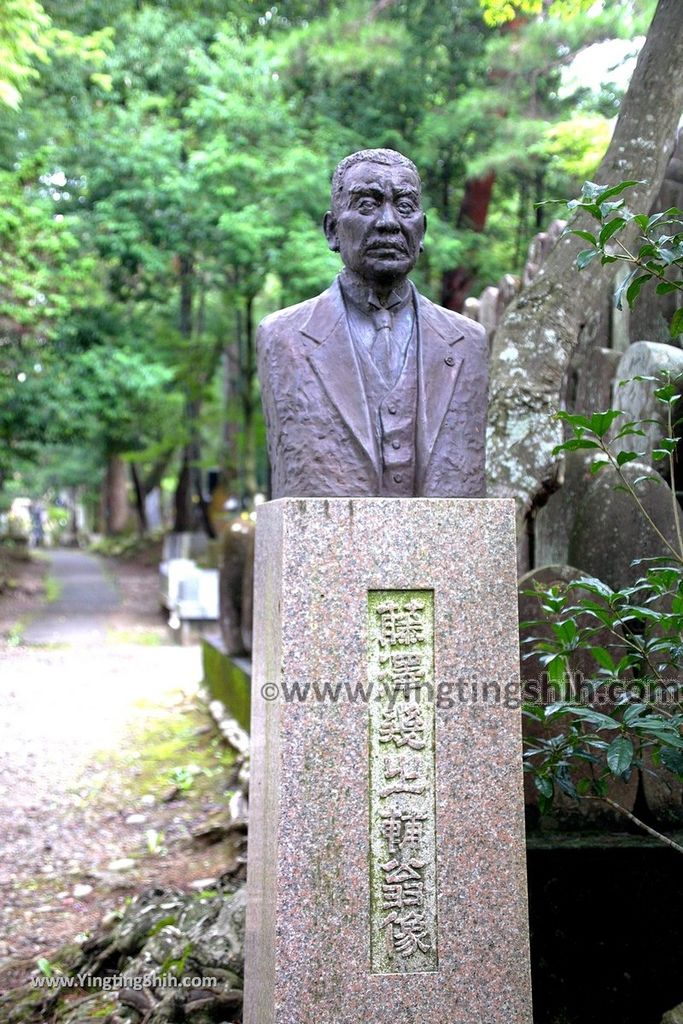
[628, 130, 683, 348]
[568, 459, 679, 590]
[240, 525, 255, 654]
[613, 341, 683, 473]
[244, 498, 532, 1024]
[478, 285, 501, 341]
[218, 515, 254, 656]
[536, 452, 679, 590]
[572, 346, 621, 417]
[534, 451, 595, 569]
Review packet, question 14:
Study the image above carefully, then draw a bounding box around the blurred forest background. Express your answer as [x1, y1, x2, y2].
[0, 0, 657, 537]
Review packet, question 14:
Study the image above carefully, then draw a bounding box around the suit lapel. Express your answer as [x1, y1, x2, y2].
[303, 280, 377, 469]
[416, 291, 465, 484]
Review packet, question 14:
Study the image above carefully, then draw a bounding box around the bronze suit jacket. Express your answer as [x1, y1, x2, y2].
[257, 277, 488, 498]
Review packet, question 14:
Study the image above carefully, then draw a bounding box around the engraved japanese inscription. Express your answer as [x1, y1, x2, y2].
[368, 590, 437, 974]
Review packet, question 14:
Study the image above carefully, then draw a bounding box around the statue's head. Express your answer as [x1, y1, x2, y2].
[324, 148, 427, 288]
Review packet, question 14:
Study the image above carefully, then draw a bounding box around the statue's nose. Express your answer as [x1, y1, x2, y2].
[376, 201, 399, 230]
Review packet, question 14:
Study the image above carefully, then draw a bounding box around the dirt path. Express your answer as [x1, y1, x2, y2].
[0, 550, 235, 991]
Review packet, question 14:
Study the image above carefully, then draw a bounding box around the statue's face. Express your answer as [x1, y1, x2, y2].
[325, 161, 426, 286]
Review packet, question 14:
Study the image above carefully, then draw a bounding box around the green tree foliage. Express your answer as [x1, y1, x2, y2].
[480, 0, 600, 26]
[0, 166, 97, 337]
[0, 0, 659, 522]
[0, 162, 103, 488]
[0, 0, 51, 109]
[0, 0, 112, 110]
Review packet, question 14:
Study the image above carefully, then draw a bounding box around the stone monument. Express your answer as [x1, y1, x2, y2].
[244, 149, 532, 1023]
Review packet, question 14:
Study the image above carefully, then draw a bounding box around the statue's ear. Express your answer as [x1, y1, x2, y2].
[323, 211, 339, 252]
[420, 212, 427, 253]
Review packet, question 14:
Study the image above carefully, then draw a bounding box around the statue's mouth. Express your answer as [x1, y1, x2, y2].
[366, 242, 406, 255]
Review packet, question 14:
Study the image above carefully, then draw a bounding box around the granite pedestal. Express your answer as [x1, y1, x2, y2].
[244, 498, 532, 1024]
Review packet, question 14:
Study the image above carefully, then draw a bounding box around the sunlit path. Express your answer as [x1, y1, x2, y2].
[0, 550, 214, 969]
[0, 644, 206, 964]
[21, 549, 121, 645]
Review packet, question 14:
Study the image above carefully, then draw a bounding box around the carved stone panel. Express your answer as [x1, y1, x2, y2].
[368, 590, 437, 974]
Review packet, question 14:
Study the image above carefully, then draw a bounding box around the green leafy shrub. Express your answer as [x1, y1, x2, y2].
[524, 182, 683, 850]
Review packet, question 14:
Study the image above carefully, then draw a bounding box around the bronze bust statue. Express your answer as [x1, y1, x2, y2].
[257, 148, 488, 498]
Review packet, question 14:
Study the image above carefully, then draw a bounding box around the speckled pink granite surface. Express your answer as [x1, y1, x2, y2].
[244, 498, 532, 1024]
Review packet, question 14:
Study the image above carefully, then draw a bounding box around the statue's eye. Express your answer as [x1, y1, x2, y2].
[397, 200, 416, 214]
[356, 197, 378, 213]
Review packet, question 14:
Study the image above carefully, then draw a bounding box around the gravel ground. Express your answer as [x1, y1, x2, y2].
[0, 550, 235, 991]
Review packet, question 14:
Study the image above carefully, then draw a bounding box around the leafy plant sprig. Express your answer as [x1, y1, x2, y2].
[549, 179, 683, 338]
[523, 563, 683, 849]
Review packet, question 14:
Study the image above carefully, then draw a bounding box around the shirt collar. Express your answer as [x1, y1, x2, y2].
[339, 269, 413, 316]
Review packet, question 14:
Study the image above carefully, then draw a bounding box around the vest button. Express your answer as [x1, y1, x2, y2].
[392, 440, 401, 450]
[445, 356, 455, 366]
[387, 404, 397, 415]
[393, 473, 403, 483]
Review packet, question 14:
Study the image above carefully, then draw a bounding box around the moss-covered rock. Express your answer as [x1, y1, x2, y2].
[0, 877, 245, 1024]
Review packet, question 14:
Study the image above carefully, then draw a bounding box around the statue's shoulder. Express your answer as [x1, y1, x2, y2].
[416, 291, 487, 347]
[258, 284, 336, 339]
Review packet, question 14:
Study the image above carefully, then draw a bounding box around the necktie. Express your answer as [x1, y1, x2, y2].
[371, 306, 396, 385]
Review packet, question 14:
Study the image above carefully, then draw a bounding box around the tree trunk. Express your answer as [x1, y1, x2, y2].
[143, 452, 173, 500]
[173, 252, 197, 533]
[173, 414, 215, 536]
[179, 254, 193, 339]
[487, 0, 683, 567]
[241, 295, 258, 499]
[102, 454, 129, 536]
[130, 462, 148, 536]
[440, 10, 525, 312]
[222, 340, 240, 493]
[71, 486, 81, 542]
[188, 397, 216, 539]
[173, 449, 193, 532]
[441, 171, 496, 311]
